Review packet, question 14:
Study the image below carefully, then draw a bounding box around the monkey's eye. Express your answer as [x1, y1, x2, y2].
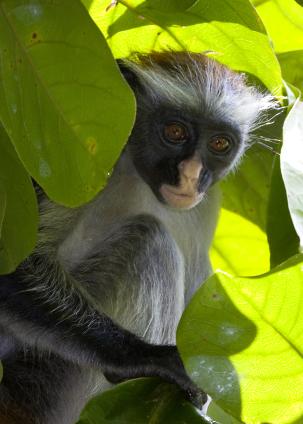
[208, 136, 231, 154]
[163, 122, 189, 144]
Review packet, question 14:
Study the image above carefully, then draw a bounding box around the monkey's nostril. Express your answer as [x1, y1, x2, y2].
[198, 170, 212, 192]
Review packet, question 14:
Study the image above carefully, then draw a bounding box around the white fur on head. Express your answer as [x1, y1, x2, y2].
[123, 52, 279, 148]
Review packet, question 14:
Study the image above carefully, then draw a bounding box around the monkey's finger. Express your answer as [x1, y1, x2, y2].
[185, 386, 207, 410]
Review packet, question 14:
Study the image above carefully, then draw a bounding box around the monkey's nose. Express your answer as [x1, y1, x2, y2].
[178, 156, 203, 182]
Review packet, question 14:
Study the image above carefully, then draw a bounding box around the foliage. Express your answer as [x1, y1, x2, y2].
[253, 0, 303, 53]
[0, 124, 38, 273]
[0, 0, 135, 208]
[83, 0, 282, 94]
[281, 99, 303, 248]
[78, 379, 209, 424]
[0, 0, 303, 423]
[278, 51, 303, 92]
[178, 254, 303, 424]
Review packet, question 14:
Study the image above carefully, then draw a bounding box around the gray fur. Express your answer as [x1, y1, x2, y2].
[57, 152, 217, 333]
[0, 147, 218, 422]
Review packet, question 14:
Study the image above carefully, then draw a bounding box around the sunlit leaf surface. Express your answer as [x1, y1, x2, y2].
[178, 254, 303, 424]
[84, 0, 282, 94]
[211, 208, 270, 276]
[211, 144, 276, 277]
[255, 0, 303, 53]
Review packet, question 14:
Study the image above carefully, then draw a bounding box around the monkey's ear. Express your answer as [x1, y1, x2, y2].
[117, 59, 140, 90]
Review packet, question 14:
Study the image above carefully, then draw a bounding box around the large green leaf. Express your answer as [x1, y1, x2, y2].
[207, 401, 243, 424]
[83, 0, 282, 94]
[266, 156, 299, 268]
[278, 50, 303, 91]
[0, 125, 38, 274]
[0, 0, 135, 207]
[281, 99, 303, 247]
[255, 0, 303, 53]
[221, 144, 275, 231]
[177, 254, 303, 424]
[0, 184, 6, 238]
[210, 143, 277, 276]
[210, 103, 287, 276]
[210, 208, 270, 276]
[78, 379, 208, 424]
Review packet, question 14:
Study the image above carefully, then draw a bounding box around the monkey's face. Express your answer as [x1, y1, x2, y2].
[129, 104, 244, 210]
[120, 53, 275, 210]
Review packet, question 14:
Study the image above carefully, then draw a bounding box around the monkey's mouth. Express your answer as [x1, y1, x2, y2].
[159, 184, 204, 209]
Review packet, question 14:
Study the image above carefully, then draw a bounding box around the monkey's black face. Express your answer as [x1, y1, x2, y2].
[128, 103, 243, 210]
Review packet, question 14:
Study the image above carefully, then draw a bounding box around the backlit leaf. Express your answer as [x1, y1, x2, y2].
[255, 0, 303, 53]
[281, 99, 303, 247]
[84, 0, 282, 94]
[0, 0, 135, 207]
[178, 254, 303, 424]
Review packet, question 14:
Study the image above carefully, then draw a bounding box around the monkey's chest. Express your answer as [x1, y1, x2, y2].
[162, 214, 213, 304]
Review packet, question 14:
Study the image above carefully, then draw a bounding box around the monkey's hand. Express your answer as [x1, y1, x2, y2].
[152, 345, 207, 409]
[104, 345, 207, 410]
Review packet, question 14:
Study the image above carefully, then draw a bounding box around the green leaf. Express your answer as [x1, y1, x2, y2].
[78, 378, 208, 424]
[255, 0, 303, 53]
[84, 0, 282, 94]
[210, 208, 270, 276]
[210, 142, 277, 277]
[266, 156, 299, 268]
[0, 0, 135, 207]
[210, 106, 286, 276]
[177, 254, 303, 424]
[281, 99, 303, 247]
[251, 0, 270, 6]
[0, 125, 38, 274]
[207, 401, 243, 424]
[0, 184, 6, 238]
[222, 108, 285, 229]
[278, 50, 303, 92]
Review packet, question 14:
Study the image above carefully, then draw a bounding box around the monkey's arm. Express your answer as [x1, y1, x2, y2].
[0, 216, 205, 407]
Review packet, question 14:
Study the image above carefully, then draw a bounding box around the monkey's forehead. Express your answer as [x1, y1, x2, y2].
[124, 52, 276, 132]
